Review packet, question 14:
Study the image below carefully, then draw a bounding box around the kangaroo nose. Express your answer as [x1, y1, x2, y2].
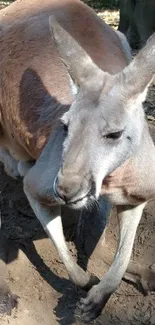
[53, 176, 67, 202]
[53, 175, 80, 203]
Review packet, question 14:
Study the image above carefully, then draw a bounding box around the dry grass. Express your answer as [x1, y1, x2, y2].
[98, 9, 119, 29]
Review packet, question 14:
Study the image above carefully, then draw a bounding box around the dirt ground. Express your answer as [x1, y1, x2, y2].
[1, 5, 155, 325]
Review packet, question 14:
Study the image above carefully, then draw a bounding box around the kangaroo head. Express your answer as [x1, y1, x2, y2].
[50, 16, 155, 209]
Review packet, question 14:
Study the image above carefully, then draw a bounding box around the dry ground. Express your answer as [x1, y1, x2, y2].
[1, 5, 155, 325]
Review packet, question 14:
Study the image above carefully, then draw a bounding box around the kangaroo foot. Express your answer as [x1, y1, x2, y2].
[124, 263, 155, 294]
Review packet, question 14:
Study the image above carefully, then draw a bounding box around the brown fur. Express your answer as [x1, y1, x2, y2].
[0, 0, 128, 161]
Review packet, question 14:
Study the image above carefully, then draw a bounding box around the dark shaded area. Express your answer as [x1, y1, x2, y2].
[76, 196, 111, 271]
[118, 0, 155, 49]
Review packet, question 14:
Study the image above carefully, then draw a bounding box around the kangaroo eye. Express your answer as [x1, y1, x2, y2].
[105, 131, 123, 140]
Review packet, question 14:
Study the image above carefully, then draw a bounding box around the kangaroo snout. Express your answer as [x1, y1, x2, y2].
[53, 173, 82, 204]
[53, 171, 96, 208]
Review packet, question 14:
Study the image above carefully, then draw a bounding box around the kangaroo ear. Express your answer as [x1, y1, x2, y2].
[120, 33, 155, 103]
[49, 15, 104, 91]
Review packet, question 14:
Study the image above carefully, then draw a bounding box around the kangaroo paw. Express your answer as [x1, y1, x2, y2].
[82, 274, 100, 292]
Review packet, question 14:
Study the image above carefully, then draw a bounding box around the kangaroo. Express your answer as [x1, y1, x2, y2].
[0, 0, 154, 322]
[0, 0, 130, 316]
[46, 19, 155, 321]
